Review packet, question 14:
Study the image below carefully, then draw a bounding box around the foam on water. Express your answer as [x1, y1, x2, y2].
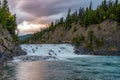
[13, 44, 92, 62]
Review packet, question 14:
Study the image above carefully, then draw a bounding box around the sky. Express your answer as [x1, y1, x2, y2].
[7, 0, 104, 36]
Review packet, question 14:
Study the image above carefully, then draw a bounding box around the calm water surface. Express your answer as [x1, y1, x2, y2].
[2, 56, 120, 80]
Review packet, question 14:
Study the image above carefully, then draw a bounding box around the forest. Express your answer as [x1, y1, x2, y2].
[0, 0, 18, 42]
[21, 0, 120, 49]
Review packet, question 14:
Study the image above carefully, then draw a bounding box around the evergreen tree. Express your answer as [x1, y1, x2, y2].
[87, 29, 94, 48]
[116, 4, 120, 22]
[0, 0, 18, 41]
[89, 1, 92, 10]
[24, 0, 120, 44]
[115, 0, 118, 6]
[65, 9, 72, 29]
[78, 7, 85, 25]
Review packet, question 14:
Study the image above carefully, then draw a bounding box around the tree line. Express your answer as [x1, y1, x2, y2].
[50, 0, 120, 29]
[22, 0, 120, 44]
[0, 0, 18, 42]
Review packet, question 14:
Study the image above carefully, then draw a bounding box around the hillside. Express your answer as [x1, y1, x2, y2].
[19, 34, 32, 40]
[24, 20, 120, 52]
[23, 0, 120, 54]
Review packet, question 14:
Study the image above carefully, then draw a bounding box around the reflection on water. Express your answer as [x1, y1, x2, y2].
[3, 56, 120, 80]
[16, 62, 43, 80]
[15, 61, 73, 80]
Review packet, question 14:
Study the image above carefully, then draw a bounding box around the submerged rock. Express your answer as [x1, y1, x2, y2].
[13, 56, 58, 62]
[74, 47, 95, 55]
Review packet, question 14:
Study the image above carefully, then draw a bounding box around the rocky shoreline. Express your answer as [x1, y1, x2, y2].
[74, 46, 120, 56]
[0, 24, 26, 64]
[0, 46, 26, 65]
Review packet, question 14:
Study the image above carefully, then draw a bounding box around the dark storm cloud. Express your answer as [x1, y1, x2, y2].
[20, 0, 78, 17]
[7, 0, 104, 35]
[19, 0, 103, 18]
[8, 0, 102, 24]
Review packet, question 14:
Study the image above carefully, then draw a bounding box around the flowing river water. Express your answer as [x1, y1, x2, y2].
[1, 44, 120, 80]
[1, 56, 120, 80]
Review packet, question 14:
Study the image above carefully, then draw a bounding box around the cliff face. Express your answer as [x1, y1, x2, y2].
[0, 25, 26, 64]
[0, 25, 16, 64]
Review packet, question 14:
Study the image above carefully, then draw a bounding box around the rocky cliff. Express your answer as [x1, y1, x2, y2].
[0, 25, 26, 64]
[44, 20, 120, 52]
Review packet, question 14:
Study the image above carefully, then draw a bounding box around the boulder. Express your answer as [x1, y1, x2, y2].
[15, 46, 27, 56]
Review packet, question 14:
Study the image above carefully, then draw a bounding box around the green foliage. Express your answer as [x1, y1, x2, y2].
[60, 33, 63, 37]
[65, 9, 72, 30]
[38, 0, 120, 30]
[87, 29, 104, 49]
[87, 29, 94, 48]
[24, 0, 119, 45]
[94, 37, 104, 48]
[0, 0, 17, 41]
[97, 24, 101, 31]
[116, 4, 120, 23]
[72, 34, 85, 46]
[12, 34, 19, 44]
[109, 14, 116, 20]
[73, 27, 77, 32]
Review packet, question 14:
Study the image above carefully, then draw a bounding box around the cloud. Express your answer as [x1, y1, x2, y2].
[7, 0, 103, 35]
[17, 21, 46, 36]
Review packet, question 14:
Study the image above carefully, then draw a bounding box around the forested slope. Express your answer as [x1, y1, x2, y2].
[23, 0, 120, 53]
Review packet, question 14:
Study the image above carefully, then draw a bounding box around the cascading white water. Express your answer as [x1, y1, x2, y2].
[21, 44, 75, 57]
[13, 44, 91, 62]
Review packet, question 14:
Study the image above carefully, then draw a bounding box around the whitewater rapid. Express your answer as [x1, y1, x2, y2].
[13, 44, 92, 62]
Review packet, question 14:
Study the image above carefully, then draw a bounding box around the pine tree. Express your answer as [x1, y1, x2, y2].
[0, 0, 18, 41]
[115, 0, 118, 6]
[116, 4, 120, 23]
[65, 9, 72, 29]
[89, 1, 92, 10]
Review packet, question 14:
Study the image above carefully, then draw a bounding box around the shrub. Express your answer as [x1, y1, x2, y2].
[87, 29, 94, 48]
[73, 27, 77, 32]
[60, 33, 63, 37]
[86, 29, 104, 49]
[109, 14, 116, 20]
[94, 37, 104, 48]
[72, 34, 85, 46]
[97, 24, 101, 31]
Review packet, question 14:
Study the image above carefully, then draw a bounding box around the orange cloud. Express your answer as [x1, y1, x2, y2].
[18, 21, 46, 36]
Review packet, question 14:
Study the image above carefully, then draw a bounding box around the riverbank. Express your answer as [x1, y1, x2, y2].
[74, 46, 120, 56]
[0, 45, 26, 65]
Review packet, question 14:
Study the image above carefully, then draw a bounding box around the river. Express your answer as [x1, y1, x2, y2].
[1, 56, 120, 80]
[1, 44, 120, 80]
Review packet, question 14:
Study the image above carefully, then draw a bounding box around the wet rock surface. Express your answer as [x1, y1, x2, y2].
[0, 25, 15, 64]
[74, 47, 120, 56]
[15, 46, 27, 56]
[0, 25, 27, 64]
